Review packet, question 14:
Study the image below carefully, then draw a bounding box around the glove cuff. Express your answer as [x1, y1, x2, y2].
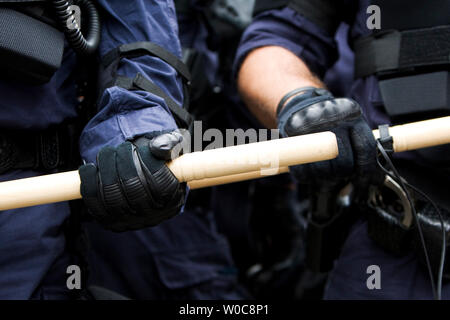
[276, 87, 322, 116]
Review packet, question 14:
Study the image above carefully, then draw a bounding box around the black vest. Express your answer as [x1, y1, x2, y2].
[356, 0, 450, 121]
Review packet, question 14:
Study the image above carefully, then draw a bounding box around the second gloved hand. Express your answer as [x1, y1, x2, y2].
[79, 130, 187, 232]
[277, 87, 377, 188]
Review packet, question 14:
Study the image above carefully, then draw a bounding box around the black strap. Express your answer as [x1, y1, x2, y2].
[100, 41, 193, 129]
[0, 124, 80, 174]
[377, 124, 394, 154]
[355, 26, 450, 79]
[378, 71, 450, 119]
[102, 41, 191, 83]
[115, 73, 193, 130]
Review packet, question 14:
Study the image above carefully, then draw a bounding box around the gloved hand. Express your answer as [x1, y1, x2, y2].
[277, 87, 377, 188]
[79, 130, 187, 232]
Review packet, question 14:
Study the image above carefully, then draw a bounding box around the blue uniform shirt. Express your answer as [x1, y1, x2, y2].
[235, 2, 450, 166]
[235, 2, 450, 299]
[82, 1, 248, 300]
[80, 0, 184, 163]
[0, 0, 184, 299]
[0, 0, 183, 162]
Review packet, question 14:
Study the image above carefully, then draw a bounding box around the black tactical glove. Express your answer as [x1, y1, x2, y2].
[79, 130, 187, 232]
[277, 87, 377, 188]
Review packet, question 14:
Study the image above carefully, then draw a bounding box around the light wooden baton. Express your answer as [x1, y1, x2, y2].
[188, 167, 290, 189]
[1, 116, 450, 211]
[188, 116, 450, 189]
[0, 131, 338, 210]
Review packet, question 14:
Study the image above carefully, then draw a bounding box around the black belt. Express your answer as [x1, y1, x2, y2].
[0, 124, 81, 174]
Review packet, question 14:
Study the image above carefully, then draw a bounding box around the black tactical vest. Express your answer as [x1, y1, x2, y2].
[355, 0, 450, 121]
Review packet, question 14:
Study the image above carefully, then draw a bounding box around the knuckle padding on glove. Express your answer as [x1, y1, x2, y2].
[277, 88, 376, 187]
[282, 98, 362, 137]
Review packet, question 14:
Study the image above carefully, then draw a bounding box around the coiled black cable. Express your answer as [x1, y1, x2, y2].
[52, 0, 101, 56]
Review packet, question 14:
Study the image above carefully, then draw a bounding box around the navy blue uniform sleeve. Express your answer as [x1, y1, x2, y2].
[80, 0, 183, 163]
[235, 6, 340, 79]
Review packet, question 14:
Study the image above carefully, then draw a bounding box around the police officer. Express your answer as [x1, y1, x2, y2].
[235, 0, 450, 299]
[82, 0, 249, 299]
[0, 0, 192, 299]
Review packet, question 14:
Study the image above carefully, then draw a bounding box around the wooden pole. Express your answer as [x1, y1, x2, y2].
[0, 131, 338, 210]
[190, 116, 450, 188]
[0, 116, 449, 210]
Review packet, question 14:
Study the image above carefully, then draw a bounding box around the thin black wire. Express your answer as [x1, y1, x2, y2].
[377, 160, 446, 299]
[376, 141, 446, 300]
[404, 181, 446, 300]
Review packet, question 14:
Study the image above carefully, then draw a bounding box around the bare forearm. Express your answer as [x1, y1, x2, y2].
[237, 46, 324, 129]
